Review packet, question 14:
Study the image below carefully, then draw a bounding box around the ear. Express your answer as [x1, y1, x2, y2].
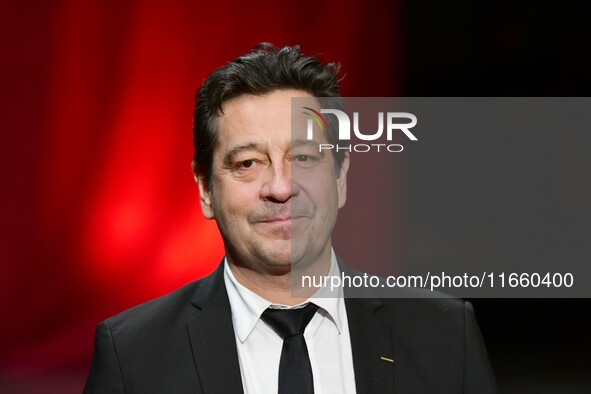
[192, 161, 214, 219]
[336, 152, 349, 209]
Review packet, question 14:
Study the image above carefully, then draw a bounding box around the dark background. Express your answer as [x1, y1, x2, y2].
[402, 1, 591, 392]
[1, 0, 589, 392]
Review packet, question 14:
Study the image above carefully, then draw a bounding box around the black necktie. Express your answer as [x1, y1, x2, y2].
[261, 303, 319, 394]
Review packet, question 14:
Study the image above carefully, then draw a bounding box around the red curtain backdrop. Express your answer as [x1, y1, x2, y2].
[0, 0, 399, 390]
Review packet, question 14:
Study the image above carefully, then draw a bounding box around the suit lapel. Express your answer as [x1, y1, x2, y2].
[345, 297, 395, 393]
[185, 259, 395, 393]
[338, 258, 395, 392]
[186, 264, 244, 394]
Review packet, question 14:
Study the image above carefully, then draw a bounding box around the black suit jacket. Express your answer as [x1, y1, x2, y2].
[84, 263, 496, 393]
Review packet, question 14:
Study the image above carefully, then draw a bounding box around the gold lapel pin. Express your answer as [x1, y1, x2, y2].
[380, 356, 395, 363]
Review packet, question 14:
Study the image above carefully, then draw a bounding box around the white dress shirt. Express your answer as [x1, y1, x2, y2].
[223, 250, 357, 394]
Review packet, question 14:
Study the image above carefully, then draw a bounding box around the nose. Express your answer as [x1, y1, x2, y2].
[260, 162, 295, 203]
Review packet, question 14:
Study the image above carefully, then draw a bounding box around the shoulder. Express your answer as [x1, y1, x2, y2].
[107, 280, 195, 326]
[85, 268, 225, 393]
[338, 259, 474, 325]
[103, 267, 221, 338]
[347, 287, 473, 330]
[377, 291, 474, 332]
[339, 268, 476, 338]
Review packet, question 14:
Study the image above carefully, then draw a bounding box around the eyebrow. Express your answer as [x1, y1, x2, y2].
[222, 139, 326, 168]
[291, 139, 326, 158]
[222, 143, 260, 168]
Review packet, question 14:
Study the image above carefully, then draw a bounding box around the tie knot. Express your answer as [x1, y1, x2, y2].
[261, 303, 319, 339]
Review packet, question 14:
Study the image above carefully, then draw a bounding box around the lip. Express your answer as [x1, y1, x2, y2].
[259, 216, 304, 223]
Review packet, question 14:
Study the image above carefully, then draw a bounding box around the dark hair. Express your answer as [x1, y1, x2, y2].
[193, 43, 344, 188]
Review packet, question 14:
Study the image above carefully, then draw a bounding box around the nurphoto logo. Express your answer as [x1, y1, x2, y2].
[303, 106, 418, 153]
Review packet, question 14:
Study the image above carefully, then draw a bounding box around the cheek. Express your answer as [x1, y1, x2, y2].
[212, 183, 259, 219]
[301, 172, 339, 201]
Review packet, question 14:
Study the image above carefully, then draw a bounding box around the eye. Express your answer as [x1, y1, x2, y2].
[292, 154, 320, 169]
[234, 159, 263, 174]
[240, 159, 256, 168]
[295, 155, 310, 162]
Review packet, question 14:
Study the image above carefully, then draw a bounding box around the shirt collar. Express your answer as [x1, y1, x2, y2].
[309, 249, 344, 333]
[224, 261, 271, 343]
[223, 249, 344, 343]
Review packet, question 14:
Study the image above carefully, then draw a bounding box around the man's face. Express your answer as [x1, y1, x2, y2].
[196, 89, 348, 275]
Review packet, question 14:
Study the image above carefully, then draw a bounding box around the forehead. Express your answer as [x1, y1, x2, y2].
[215, 89, 316, 148]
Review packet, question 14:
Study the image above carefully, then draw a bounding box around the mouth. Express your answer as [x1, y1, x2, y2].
[260, 216, 295, 223]
[258, 215, 305, 224]
[253, 215, 308, 241]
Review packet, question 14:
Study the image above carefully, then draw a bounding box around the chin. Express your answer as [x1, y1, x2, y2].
[257, 245, 292, 267]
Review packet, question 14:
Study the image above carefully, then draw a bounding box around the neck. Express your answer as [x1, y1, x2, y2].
[227, 248, 332, 306]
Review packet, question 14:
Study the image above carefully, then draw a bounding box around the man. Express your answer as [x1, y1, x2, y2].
[85, 44, 496, 393]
